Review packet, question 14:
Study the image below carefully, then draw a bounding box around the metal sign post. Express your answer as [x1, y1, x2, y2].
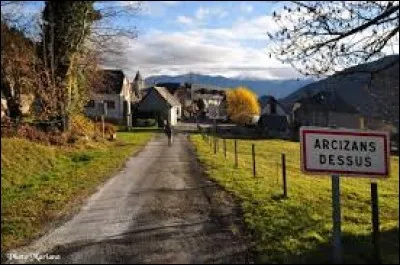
[300, 126, 390, 264]
[331, 174, 342, 264]
[213, 119, 217, 154]
[209, 104, 219, 155]
[371, 181, 381, 264]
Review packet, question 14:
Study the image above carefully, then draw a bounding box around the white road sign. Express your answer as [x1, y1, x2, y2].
[208, 104, 219, 119]
[300, 127, 390, 177]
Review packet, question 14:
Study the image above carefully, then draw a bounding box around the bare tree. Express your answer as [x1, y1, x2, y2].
[267, 1, 399, 77]
[1, 21, 37, 118]
[1, 1, 42, 40]
[89, 1, 143, 55]
[1, 1, 142, 124]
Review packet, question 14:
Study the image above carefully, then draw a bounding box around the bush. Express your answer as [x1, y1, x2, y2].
[1, 116, 15, 137]
[135, 118, 156, 127]
[70, 115, 96, 137]
[93, 122, 117, 140]
[104, 123, 116, 135]
[1, 115, 97, 146]
[17, 124, 50, 144]
[48, 131, 69, 146]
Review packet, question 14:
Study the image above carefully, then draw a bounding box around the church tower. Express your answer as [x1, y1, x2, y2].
[132, 71, 145, 99]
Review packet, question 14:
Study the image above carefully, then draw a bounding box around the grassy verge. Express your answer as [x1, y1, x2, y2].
[190, 134, 399, 264]
[1, 131, 154, 251]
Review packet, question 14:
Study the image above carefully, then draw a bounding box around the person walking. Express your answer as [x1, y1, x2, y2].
[164, 120, 173, 146]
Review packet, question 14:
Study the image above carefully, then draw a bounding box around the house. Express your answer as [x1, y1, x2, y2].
[1, 91, 7, 119]
[258, 95, 291, 137]
[85, 69, 132, 124]
[147, 82, 227, 120]
[134, 86, 182, 126]
[193, 87, 225, 108]
[1, 78, 34, 118]
[258, 115, 290, 137]
[192, 86, 225, 120]
[259, 95, 291, 122]
[154, 82, 194, 117]
[291, 90, 389, 130]
[282, 55, 399, 133]
[217, 95, 228, 121]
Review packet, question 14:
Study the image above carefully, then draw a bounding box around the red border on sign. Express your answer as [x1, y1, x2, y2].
[300, 128, 389, 176]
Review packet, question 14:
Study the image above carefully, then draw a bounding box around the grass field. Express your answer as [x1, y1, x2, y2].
[1, 131, 154, 252]
[190, 134, 399, 264]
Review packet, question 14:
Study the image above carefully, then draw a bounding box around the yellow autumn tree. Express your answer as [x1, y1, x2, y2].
[226, 87, 260, 125]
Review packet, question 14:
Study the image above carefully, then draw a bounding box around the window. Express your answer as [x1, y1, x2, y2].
[86, 100, 95, 108]
[104, 100, 115, 109]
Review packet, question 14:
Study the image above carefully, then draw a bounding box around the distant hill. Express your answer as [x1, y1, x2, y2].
[145, 74, 314, 99]
[281, 55, 399, 125]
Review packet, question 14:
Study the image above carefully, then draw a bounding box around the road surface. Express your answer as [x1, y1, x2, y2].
[8, 133, 253, 264]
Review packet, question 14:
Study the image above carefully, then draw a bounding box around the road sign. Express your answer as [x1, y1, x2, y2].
[300, 127, 390, 177]
[208, 104, 219, 119]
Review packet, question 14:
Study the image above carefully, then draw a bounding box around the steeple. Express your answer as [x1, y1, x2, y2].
[134, 71, 142, 81]
[132, 70, 145, 99]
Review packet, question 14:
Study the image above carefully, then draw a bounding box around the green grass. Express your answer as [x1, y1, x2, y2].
[1, 131, 154, 251]
[190, 135, 399, 264]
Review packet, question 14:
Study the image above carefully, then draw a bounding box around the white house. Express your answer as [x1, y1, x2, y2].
[1, 91, 7, 119]
[135, 86, 182, 126]
[193, 88, 225, 109]
[85, 69, 132, 124]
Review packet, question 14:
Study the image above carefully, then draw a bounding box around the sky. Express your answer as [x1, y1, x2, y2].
[99, 1, 304, 81]
[2, 1, 398, 82]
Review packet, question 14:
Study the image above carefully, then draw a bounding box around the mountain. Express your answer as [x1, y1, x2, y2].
[145, 74, 314, 99]
[281, 55, 399, 124]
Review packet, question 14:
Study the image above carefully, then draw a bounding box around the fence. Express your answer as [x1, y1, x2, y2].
[200, 134, 294, 198]
[196, 131, 399, 263]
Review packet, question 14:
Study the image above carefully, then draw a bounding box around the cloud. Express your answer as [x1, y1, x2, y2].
[176, 15, 193, 25]
[195, 6, 228, 21]
[101, 28, 301, 81]
[182, 15, 278, 43]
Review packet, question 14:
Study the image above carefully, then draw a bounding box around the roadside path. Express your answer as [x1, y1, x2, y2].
[9, 133, 252, 264]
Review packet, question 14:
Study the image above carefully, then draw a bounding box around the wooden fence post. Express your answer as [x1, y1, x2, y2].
[252, 144, 256, 177]
[282, 153, 287, 198]
[101, 115, 105, 139]
[224, 138, 226, 158]
[234, 140, 238, 168]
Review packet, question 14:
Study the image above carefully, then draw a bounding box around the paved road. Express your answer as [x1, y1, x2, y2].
[9, 133, 252, 264]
